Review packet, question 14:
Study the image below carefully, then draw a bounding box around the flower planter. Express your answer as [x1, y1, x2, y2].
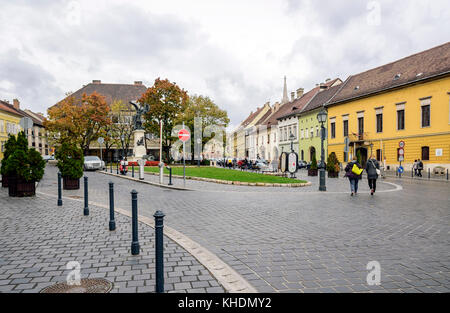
[1, 175, 10, 188]
[308, 169, 318, 176]
[63, 176, 80, 190]
[328, 171, 339, 178]
[8, 177, 36, 197]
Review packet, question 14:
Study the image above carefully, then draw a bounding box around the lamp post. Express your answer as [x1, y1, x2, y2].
[289, 132, 295, 152]
[317, 108, 328, 191]
[120, 135, 125, 159]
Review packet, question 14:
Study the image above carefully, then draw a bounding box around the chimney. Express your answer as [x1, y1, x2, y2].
[325, 78, 331, 82]
[134, 81, 143, 85]
[319, 83, 327, 92]
[92, 80, 101, 84]
[290, 92, 295, 102]
[274, 101, 280, 111]
[296, 88, 304, 99]
[13, 99, 20, 110]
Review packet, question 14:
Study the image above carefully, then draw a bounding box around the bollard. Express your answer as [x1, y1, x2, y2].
[110, 162, 112, 173]
[411, 168, 413, 178]
[116, 162, 119, 175]
[131, 190, 140, 255]
[167, 166, 173, 186]
[57, 172, 63, 206]
[132, 164, 135, 178]
[109, 182, 116, 231]
[154, 210, 165, 293]
[447, 169, 449, 181]
[83, 176, 89, 216]
[428, 168, 430, 180]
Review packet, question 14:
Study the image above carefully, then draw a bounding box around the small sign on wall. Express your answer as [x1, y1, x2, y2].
[435, 148, 443, 157]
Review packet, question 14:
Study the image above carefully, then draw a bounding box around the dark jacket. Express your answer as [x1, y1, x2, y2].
[365, 158, 380, 179]
[345, 161, 363, 179]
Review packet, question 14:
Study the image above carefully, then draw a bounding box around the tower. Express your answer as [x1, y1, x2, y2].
[282, 76, 289, 104]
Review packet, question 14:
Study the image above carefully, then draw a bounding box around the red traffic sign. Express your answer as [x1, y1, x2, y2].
[178, 129, 190, 142]
[398, 148, 404, 155]
[399, 141, 405, 148]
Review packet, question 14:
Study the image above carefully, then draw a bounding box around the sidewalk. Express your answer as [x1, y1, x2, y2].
[0, 188, 224, 293]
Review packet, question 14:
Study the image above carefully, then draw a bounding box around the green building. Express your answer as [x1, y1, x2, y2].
[296, 84, 342, 163]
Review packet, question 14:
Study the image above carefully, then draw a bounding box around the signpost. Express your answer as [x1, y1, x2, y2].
[178, 125, 190, 188]
[398, 141, 405, 177]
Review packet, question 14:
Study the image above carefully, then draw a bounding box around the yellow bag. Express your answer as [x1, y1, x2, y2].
[352, 163, 363, 175]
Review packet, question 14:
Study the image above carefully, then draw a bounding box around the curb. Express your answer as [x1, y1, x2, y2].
[100, 171, 193, 191]
[144, 171, 312, 188]
[36, 190, 257, 293]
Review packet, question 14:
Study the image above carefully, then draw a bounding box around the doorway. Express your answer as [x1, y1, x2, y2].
[356, 147, 368, 167]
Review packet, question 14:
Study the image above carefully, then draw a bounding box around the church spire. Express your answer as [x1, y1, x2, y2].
[282, 75, 289, 104]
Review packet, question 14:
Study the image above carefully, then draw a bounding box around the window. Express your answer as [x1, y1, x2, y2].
[310, 128, 314, 138]
[343, 120, 348, 137]
[316, 126, 319, 137]
[376, 149, 381, 161]
[300, 129, 304, 139]
[421, 105, 430, 127]
[397, 109, 405, 130]
[305, 128, 309, 138]
[330, 122, 336, 139]
[358, 117, 364, 135]
[421, 146, 429, 161]
[293, 125, 297, 139]
[376, 113, 383, 133]
[0, 120, 3, 133]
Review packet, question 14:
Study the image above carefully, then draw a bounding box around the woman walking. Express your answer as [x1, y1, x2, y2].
[344, 156, 363, 196]
[366, 155, 380, 195]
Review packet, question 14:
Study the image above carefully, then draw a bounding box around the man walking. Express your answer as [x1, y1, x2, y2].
[417, 159, 423, 177]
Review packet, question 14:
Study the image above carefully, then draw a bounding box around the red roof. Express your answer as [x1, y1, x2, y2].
[0, 100, 25, 118]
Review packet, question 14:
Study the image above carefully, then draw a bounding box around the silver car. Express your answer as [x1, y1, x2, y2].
[84, 156, 105, 171]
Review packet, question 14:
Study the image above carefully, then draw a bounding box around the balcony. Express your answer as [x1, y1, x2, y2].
[349, 132, 370, 143]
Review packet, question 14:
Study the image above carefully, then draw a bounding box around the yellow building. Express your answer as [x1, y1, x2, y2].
[0, 100, 23, 160]
[327, 42, 450, 172]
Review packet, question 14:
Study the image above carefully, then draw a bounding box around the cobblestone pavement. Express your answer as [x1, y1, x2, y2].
[0, 188, 224, 293]
[37, 165, 450, 293]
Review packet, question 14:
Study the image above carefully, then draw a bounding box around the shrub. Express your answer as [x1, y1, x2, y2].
[356, 149, 362, 165]
[310, 154, 318, 170]
[0, 134, 17, 176]
[3, 132, 45, 182]
[326, 152, 340, 173]
[55, 142, 84, 179]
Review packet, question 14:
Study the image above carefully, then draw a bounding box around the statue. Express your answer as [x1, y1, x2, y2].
[130, 101, 149, 130]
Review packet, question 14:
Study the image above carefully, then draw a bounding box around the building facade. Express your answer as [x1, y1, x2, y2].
[0, 100, 22, 160]
[327, 42, 450, 171]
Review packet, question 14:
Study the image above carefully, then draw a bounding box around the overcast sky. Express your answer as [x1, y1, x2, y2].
[0, 0, 449, 129]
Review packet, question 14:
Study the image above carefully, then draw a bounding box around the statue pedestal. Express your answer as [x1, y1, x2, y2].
[132, 129, 146, 161]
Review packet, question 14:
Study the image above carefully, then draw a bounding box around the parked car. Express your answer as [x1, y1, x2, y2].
[298, 160, 308, 169]
[83, 156, 105, 171]
[42, 155, 55, 162]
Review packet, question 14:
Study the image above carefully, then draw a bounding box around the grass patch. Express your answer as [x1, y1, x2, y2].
[144, 166, 305, 184]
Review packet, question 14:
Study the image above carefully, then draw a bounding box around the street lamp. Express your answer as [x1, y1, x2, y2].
[289, 132, 295, 152]
[197, 138, 201, 167]
[120, 135, 125, 160]
[317, 108, 328, 191]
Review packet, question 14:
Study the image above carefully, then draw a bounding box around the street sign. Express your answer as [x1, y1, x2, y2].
[398, 166, 404, 173]
[399, 155, 404, 162]
[178, 129, 190, 142]
[398, 148, 404, 155]
[399, 141, 405, 148]
[97, 137, 104, 144]
[344, 137, 349, 153]
[19, 117, 33, 130]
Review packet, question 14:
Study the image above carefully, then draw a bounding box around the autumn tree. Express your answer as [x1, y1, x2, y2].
[176, 95, 229, 161]
[139, 78, 188, 162]
[44, 92, 111, 155]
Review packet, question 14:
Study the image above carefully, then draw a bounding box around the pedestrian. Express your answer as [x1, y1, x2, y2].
[366, 154, 380, 195]
[344, 156, 363, 196]
[413, 160, 418, 176]
[417, 159, 423, 177]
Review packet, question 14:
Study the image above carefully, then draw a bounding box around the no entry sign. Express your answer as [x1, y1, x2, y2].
[178, 129, 190, 142]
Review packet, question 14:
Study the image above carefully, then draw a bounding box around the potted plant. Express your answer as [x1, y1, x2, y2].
[308, 154, 318, 176]
[55, 142, 84, 190]
[5, 132, 45, 197]
[327, 152, 340, 178]
[1, 134, 17, 188]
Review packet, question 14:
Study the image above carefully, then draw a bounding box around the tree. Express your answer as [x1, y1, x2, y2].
[44, 92, 111, 155]
[139, 78, 188, 162]
[176, 95, 230, 162]
[326, 152, 340, 173]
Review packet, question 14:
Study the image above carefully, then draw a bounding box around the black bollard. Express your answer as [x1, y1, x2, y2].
[131, 190, 140, 255]
[132, 164, 135, 178]
[154, 210, 165, 293]
[411, 168, 413, 178]
[57, 172, 63, 206]
[110, 161, 112, 173]
[116, 162, 119, 175]
[83, 176, 89, 216]
[167, 167, 173, 186]
[109, 182, 116, 231]
[447, 169, 449, 181]
[428, 168, 430, 180]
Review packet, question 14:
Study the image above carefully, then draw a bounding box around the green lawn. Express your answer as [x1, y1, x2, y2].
[144, 166, 305, 184]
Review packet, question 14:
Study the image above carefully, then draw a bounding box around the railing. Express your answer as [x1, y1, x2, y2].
[349, 132, 370, 142]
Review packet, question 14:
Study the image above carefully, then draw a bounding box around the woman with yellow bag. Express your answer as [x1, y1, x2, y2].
[344, 156, 363, 196]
